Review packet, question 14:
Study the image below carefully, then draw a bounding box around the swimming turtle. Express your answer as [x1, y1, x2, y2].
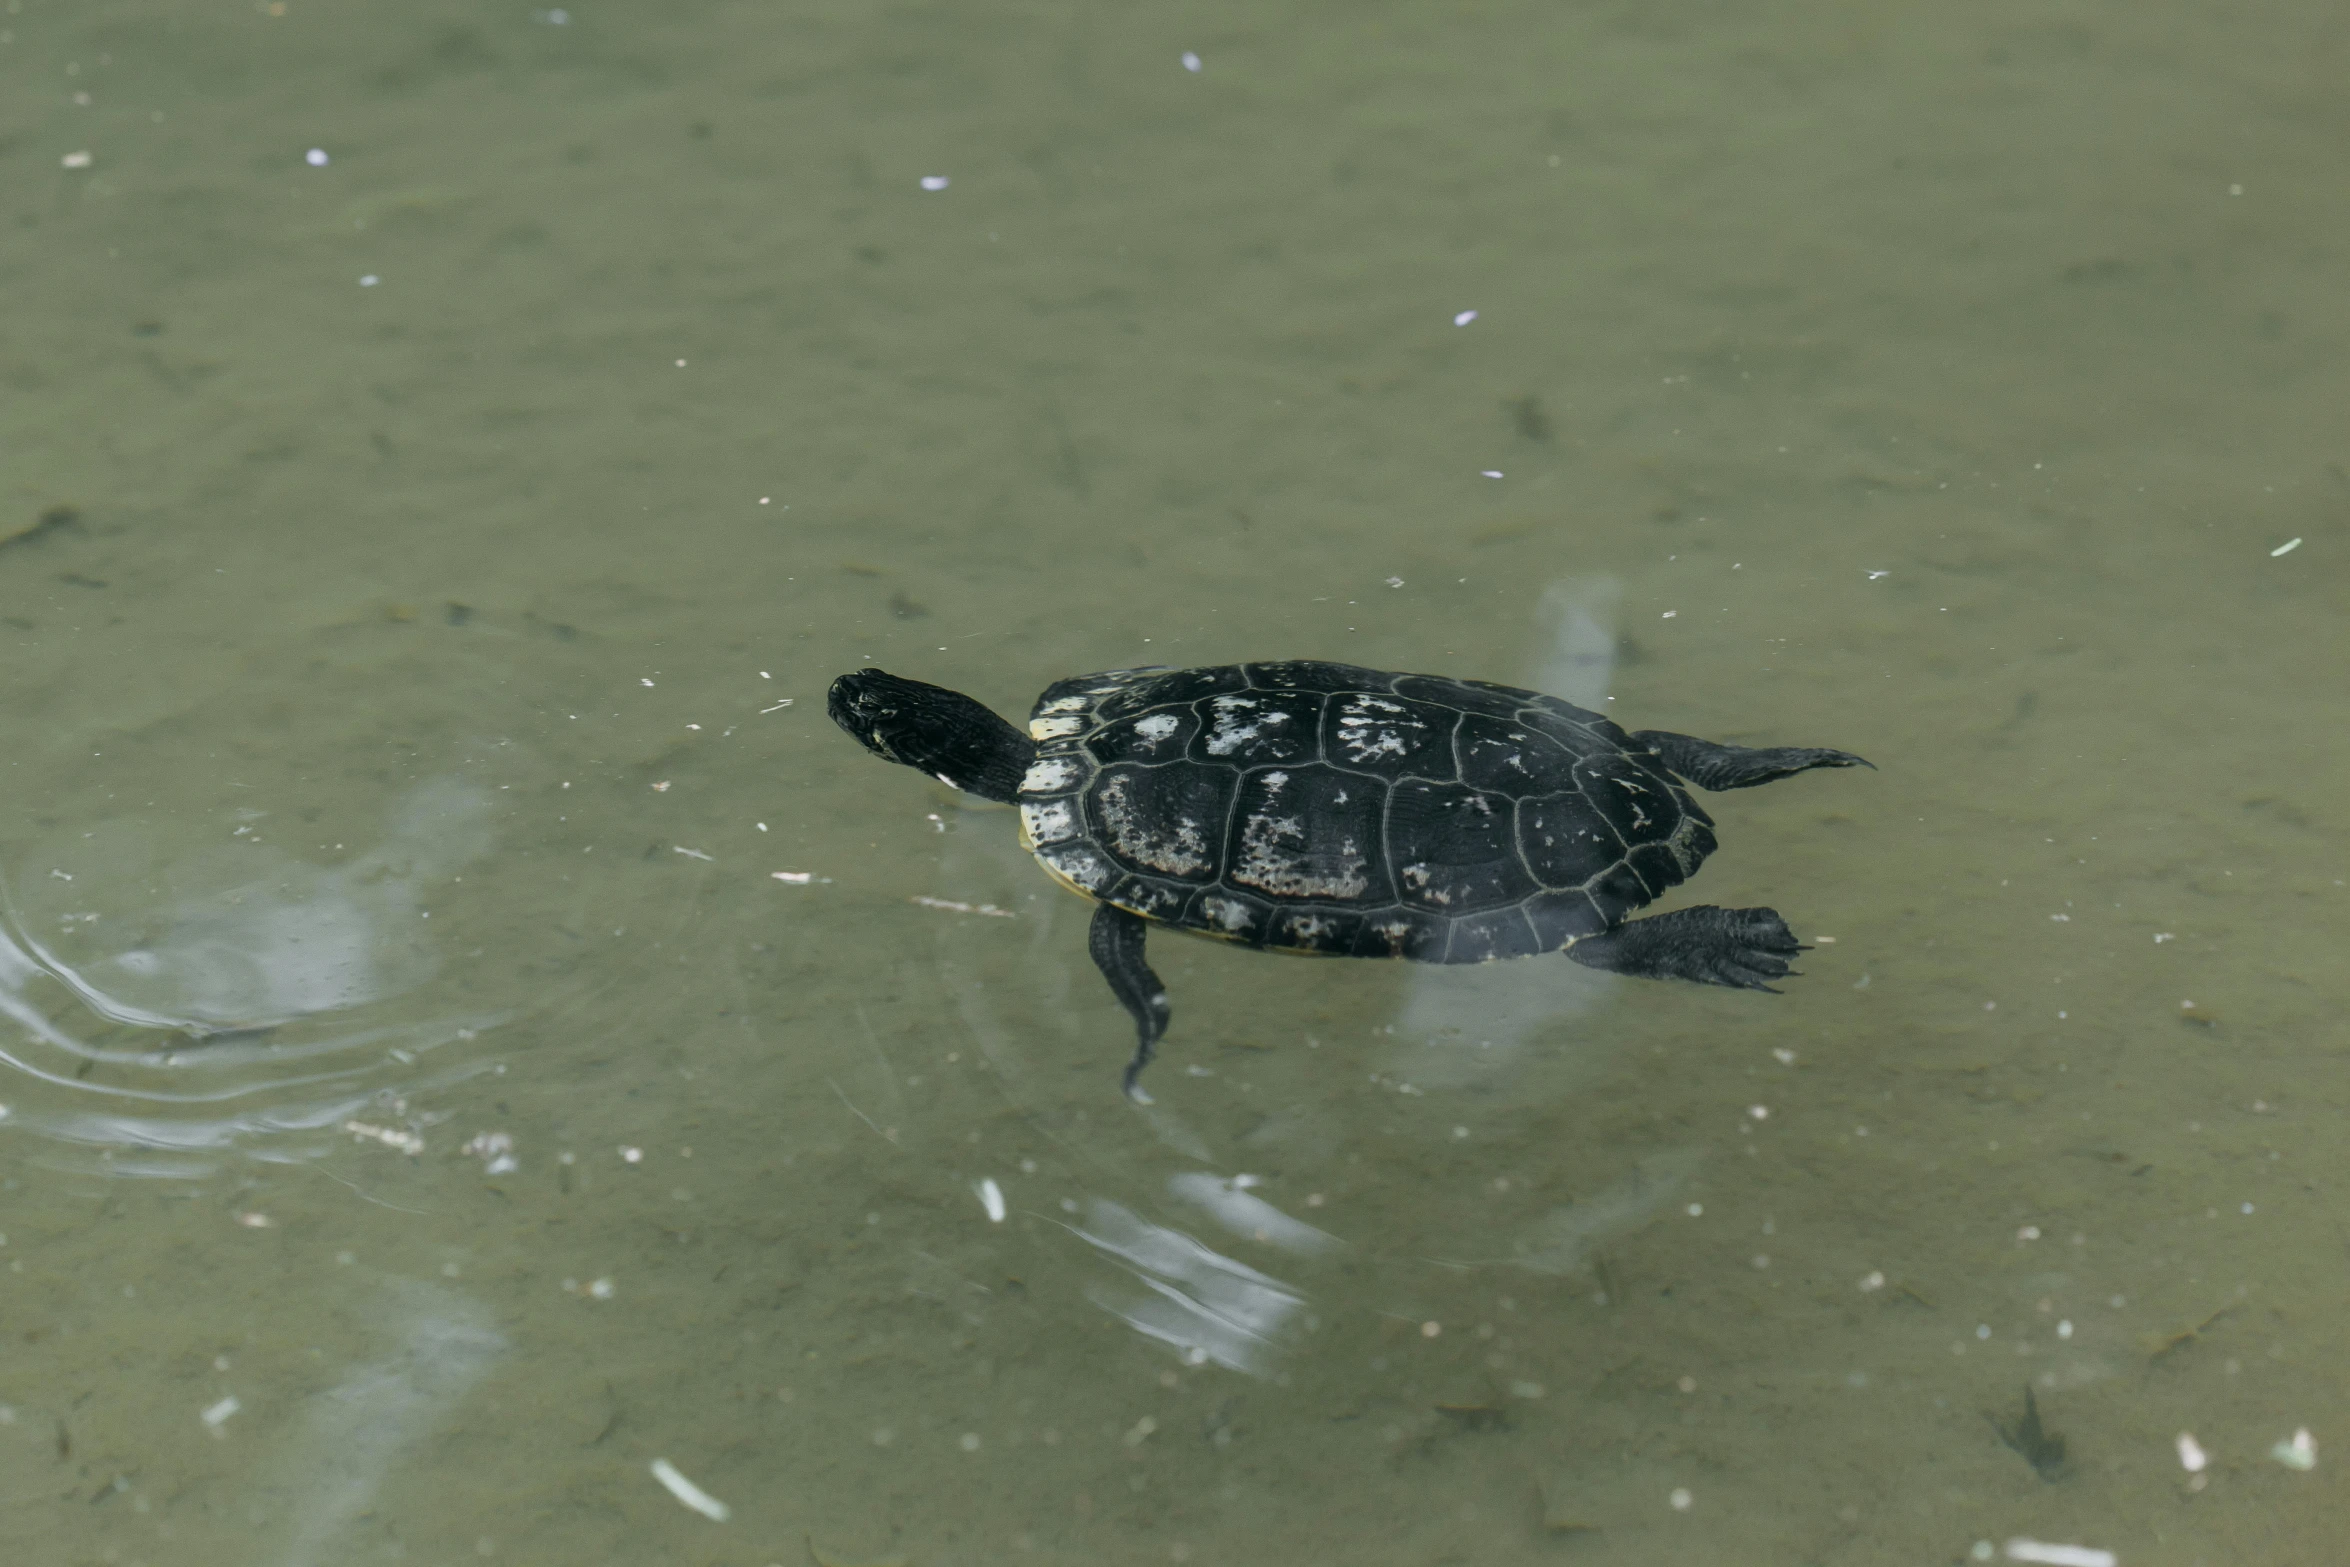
[828, 660, 1868, 1099]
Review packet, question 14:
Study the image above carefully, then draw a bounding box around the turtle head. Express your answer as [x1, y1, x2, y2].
[826, 669, 1034, 804]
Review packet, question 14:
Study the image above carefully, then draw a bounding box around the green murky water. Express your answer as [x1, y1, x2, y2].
[4, 2, 2345, 1563]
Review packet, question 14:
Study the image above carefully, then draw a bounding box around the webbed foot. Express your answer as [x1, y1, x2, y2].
[1565, 905, 1804, 991]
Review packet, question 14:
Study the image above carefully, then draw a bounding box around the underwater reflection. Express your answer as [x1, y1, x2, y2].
[261, 1279, 506, 1567]
[1074, 1198, 1307, 1377]
[0, 777, 511, 1176]
[1387, 578, 1624, 1082]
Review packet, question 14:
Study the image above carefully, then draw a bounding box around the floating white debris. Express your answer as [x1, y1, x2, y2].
[2004, 1541, 2115, 1567]
[975, 1177, 1006, 1223]
[2272, 1427, 2317, 1470]
[2270, 537, 2301, 557]
[235, 1211, 273, 1229]
[649, 1457, 730, 1521]
[1181, 50, 1202, 72]
[771, 871, 815, 884]
[343, 1119, 425, 1156]
[672, 845, 713, 862]
[911, 895, 1014, 917]
[2176, 1431, 2208, 1472]
[200, 1395, 241, 1430]
[1669, 1487, 1692, 1511]
[463, 1131, 518, 1176]
[919, 175, 950, 191]
[759, 699, 793, 713]
[305, 147, 329, 167]
[1480, 469, 1504, 478]
[1453, 309, 1478, 326]
[62, 150, 93, 169]
[1867, 570, 1890, 579]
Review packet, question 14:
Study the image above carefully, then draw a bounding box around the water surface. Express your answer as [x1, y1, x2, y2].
[4, 2, 2345, 1563]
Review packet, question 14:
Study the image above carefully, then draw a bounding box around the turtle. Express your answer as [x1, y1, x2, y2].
[827, 660, 1869, 1100]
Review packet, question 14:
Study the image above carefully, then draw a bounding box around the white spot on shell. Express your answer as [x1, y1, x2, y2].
[1020, 800, 1079, 846]
[1022, 758, 1080, 793]
[1133, 713, 1180, 744]
[1030, 715, 1086, 739]
[1286, 914, 1336, 943]
[1335, 693, 1427, 764]
[1041, 844, 1112, 891]
[1203, 695, 1287, 756]
[1041, 696, 1090, 713]
[1233, 801, 1369, 900]
[1203, 896, 1254, 932]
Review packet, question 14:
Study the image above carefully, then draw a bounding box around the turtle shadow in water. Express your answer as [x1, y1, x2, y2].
[1385, 578, 1625, 1088]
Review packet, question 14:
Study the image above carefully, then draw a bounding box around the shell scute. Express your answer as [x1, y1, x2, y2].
[1188, 887, 1275, 944]
[1226, 765, 1385, 903]
[1190, 690, 1324, 767]
[1322, 691, 1458, 781]
[1455, 713, 1579, 794]
[1266, 906, 1365, 954]
[1526, 889, 1610, 948]
[1518, 791, 1625, 889]
[1350, 906, 1450, 960]
[1387, 779, 1536, 915]
[1445, 907, 1543, 963]
[1087, 706, 1201, 766]
[1516, 704, 1629, 761]
[1095, 665, 1243, 720]
[1394, 674, 1533, 719]
[1109, 874, 1192, 923]
[1089, 764, 1233, 882]
[1583, 858, 1652, 925]
[1245, 659, 1394, 694]
[1037, 841, 1116, 895]
[1572, 753, 1682, 846]
[1624, 841, 1690, 900]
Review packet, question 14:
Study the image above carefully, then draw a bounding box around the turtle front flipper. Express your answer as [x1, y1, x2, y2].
[1087, 903, 1171, 1102]
[1633, 730, 1872, 792]
[1565, 904, 1803, 990]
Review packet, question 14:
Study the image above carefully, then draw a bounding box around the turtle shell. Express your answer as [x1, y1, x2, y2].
[1015, 660, 1717, 963]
